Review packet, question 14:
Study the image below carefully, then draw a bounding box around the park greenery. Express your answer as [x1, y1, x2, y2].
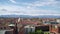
[29, 30, 49, 34]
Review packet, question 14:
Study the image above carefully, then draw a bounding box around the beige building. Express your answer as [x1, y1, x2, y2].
[56, 19, 60, 23]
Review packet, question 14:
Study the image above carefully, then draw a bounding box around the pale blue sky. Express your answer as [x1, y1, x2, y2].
[0, 0, 60, 16]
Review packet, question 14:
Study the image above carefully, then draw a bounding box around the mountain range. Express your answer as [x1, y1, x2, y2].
[0, 15, 60, 18]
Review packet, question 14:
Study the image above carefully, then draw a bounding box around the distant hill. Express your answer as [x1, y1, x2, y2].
[0, 15, 60, 18]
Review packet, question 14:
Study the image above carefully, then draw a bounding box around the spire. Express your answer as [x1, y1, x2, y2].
[18, 18, 20, 22]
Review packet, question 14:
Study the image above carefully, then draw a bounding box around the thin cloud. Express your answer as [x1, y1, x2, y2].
[9, 0, 16, 3]
[0, 0, 60, 16]
[0, 5, 60, 15]
[20, 0, 60, 8]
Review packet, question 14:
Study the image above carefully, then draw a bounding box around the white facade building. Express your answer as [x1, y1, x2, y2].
[56, 19, 60, 23]
[24, 25, 35, 34]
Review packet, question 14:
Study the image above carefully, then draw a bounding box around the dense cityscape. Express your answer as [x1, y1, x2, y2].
[0, 0, 60, 34]
[0, 18, 60, 34]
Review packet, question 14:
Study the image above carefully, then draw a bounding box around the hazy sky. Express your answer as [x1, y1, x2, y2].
[0, 0, 60, 15]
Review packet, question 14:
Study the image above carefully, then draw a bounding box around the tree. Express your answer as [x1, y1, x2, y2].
[36, 30, 44, 34]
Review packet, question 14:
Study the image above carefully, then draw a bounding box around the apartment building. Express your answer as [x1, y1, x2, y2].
[49, 24, 60, 34]
[56, 19, 60, 23]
